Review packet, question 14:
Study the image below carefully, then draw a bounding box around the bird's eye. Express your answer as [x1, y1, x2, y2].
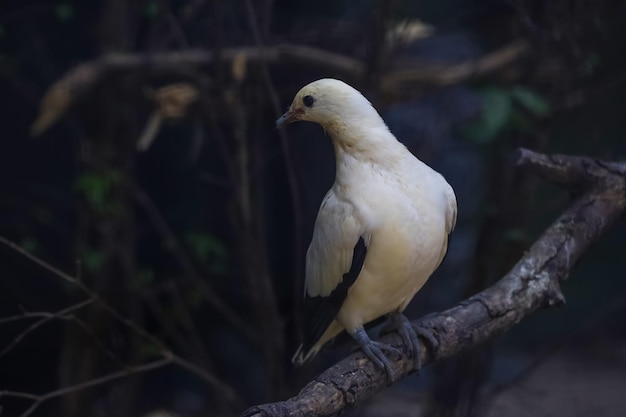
[303, 95, 315, 108]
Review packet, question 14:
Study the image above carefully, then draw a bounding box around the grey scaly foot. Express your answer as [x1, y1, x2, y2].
[353, 328, 399, 382]
[390, 313, 421, 370]
[389, 313, 438, 372]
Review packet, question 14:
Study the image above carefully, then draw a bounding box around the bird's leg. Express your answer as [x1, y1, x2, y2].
[387, 312, 437, 371]
[352, 328, 400, 382]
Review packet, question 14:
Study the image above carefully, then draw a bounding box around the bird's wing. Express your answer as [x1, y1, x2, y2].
[301, 190, 369, 354]
[432, 180, 458, 270]
[444, 183, 458, 235]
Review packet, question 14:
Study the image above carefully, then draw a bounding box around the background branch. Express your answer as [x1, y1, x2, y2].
[30, 40, 528, 137]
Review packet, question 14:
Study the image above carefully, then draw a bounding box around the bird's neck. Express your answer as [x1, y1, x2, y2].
[327, 121, 405, 185]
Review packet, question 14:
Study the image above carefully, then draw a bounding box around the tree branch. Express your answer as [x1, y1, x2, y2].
[241, 148, 626, 417]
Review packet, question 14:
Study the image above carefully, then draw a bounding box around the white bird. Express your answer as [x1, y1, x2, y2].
[277, 79, 457, 380]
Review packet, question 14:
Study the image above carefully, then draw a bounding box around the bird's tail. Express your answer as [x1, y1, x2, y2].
[292, 321, 343, 365]
[292, 344, 321, 366]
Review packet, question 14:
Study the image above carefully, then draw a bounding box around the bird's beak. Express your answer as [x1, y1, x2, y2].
[276, 107, 301, 128]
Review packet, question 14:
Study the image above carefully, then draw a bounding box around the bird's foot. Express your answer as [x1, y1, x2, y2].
[387, 313, 438, 372]
[353, 328, 399, 382]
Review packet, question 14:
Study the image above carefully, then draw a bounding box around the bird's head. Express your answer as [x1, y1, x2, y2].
[276, 79, 380, 132]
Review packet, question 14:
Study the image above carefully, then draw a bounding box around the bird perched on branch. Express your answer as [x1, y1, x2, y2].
[277, 79, 457, 381]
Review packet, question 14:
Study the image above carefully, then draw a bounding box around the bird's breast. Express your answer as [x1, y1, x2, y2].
[336, 177, 449, 329]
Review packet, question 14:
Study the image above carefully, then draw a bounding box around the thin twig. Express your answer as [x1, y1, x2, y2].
[0, 235, 242, 407]
[0, 357, 173, 417]
[0, 300, 128, 366]
[0, 300, 92, 358]
[0, 299, 92, 325]
[0, 236, 79, 286]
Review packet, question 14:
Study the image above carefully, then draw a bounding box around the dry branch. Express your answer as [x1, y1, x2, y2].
[30, 41, 527, 136]
[241, 148, 626, 417]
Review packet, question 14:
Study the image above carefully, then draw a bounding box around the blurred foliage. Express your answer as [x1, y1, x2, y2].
[135, 268, 155, 289]
[79, 246, 106, 272]
[74, 171, 123, 214]
[583, 53, 601, 75]
[19, 237, 39, 253]
[184, 232, 228, 275]
[55, 2, 75, 22]
[509, 86, 551, 117]
[143, 2, 161, 19]
[139, 340, 165, 360]
[463, 86, 550, 143]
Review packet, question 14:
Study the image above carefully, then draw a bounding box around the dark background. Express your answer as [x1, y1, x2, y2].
[0, 1, 625, 416]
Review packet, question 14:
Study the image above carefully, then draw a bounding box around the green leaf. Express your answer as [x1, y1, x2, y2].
[74, 170, 123, 213]
[55, 2, 74, 22]
[510, 86, 550, 117]
[81, 249, 105, 272]
[186, 286, 206, 308]
[135, 269, 155, 289]
[34, 208, 53, 224]
[482, 88, 513, 133]
[463, 87, 512, 143]
[75, 173, 109, 208]
[583, 54, 601, 75]
[462, 120, 489, 143]
[139, 342, 162, 359]
[185, 233, 226, 262]
[184, 232, 228, 274]
[506, 108, 531, 132]
[143, 2, 160, 18]
[21, 237, 39, 253]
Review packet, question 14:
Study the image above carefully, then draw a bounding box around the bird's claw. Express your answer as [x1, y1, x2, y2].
[395, 315, 422, 370]
[389, 313, 437, 372]
[353, 328, 398, 382]
[371, 340, 402, 357]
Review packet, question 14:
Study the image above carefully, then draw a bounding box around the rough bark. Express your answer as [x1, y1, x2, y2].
[241, 148, 626, 417]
